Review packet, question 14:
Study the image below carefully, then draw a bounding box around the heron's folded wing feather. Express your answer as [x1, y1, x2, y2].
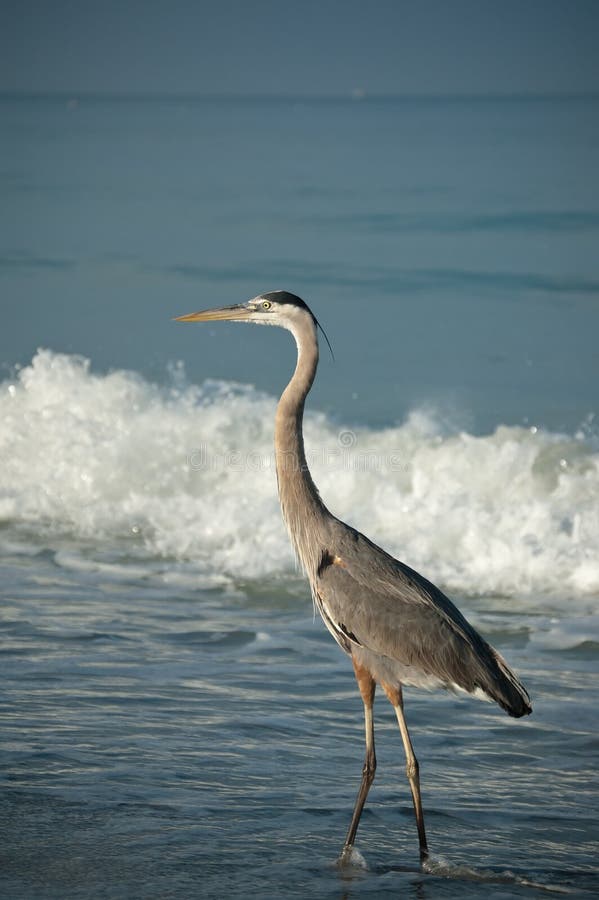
[315, 528, 496, 690]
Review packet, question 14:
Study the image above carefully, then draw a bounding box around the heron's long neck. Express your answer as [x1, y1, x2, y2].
[275, 320, 328, 581]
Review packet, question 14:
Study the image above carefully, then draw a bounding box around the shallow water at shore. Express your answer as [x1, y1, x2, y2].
[1, 541, 598, 898]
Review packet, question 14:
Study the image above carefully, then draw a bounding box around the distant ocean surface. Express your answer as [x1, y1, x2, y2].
[1, 94, 598, 898]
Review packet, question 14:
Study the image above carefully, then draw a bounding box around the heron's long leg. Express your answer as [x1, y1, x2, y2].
[340, 658, 376, 862]
[383, 682, 429, 862]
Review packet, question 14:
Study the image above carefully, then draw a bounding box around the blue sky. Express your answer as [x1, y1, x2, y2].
[2, 0, 599, 96]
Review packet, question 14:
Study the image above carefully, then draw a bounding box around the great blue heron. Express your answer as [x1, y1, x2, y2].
[176, 290, 532, 865]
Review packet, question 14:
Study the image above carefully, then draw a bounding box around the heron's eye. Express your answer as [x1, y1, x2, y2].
[262, 300, 272, 310]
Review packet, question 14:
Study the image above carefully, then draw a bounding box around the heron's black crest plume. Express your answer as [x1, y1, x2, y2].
[260, 290, 312, 312]
[316, 319, 335, 362]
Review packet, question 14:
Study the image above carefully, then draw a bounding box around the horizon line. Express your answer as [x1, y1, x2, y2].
[2, 88, 599, 103]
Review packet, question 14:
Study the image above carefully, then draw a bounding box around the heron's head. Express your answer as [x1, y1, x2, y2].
[175, 290, 333, 356]
[175, 291, 316, 330]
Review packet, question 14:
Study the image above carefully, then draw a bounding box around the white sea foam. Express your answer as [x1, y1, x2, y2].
[1, 350, 598, 605]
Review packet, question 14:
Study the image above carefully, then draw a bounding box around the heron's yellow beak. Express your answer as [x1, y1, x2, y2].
[174, 304, 252, 323]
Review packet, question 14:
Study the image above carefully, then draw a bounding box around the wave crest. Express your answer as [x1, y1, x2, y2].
[1, 350, 598, 599]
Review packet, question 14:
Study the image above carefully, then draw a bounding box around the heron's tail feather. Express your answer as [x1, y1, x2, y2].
[486, 648, 532, 718]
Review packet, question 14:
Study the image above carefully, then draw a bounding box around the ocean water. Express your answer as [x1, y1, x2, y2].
[1, 94, 599, 898]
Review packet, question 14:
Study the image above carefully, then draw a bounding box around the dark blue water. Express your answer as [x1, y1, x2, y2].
[3, 94, 599, 430]
[1, 94, 598, 898]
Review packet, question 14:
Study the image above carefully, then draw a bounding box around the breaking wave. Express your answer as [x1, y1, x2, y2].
[1, 350, 598, 602]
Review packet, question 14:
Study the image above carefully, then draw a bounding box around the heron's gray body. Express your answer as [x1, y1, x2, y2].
[176, 289, 532, 865]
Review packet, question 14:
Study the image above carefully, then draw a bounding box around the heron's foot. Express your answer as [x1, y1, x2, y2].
[336, 844, 367, 871]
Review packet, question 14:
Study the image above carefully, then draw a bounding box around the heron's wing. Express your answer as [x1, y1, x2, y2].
[311, 524, 531, 715]
[314, 525, 493, 688]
